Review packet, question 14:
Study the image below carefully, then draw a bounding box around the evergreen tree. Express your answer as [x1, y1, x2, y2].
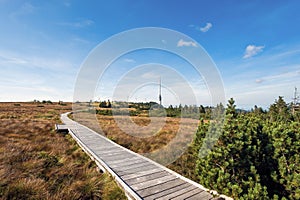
[199, 105, 206, 114]
[99, 101, 107, 108]
[196, 98, 268, 199]
[269, 96, 292, 122]
[266, 120, 300, 199]
[194, 96, 300, 199]
[107, 100, 112, 108]
[252, 105, 265, 115]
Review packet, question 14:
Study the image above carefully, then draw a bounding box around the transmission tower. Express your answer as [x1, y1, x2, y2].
[292, 87, 299, 114]
[159, 77, 162, 106]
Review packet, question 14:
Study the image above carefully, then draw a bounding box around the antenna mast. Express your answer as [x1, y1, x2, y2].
[159, 77, 162, 106]
[292, 87, 299, 114]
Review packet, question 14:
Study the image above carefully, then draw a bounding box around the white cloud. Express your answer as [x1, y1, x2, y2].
[0, 51, 76, 102]
[255, 79, 263, 84]
[190, 23, 213, 33]
[57, 19, 94, 28]
[224, 65, 300, 109]
[243, 45, 265, 59]
[0, 54, 27, 65]
[177, 39, 197, 47]
[257, 69, 300, 83]
[200, 23, 212, 32]
[71, 37, 90, 44]
[228, 78, 300, 109]
[124, 58, 135, 63]
[0, 50, 75, 71]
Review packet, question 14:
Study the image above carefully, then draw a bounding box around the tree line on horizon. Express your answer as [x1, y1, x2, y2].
[97, 98, 280, 119]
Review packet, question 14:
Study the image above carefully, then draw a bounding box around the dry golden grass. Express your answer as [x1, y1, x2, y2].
[0, 102, 125, 200]
[97, 115, 199, 155]
[74, 113, 182, 154]
[74, 110, 200, 172]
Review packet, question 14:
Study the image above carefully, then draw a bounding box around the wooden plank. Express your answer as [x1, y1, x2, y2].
[97, 148, 124, 154]
[136, 178, 186, 198]
[117, 164, 158, 176]
[125, 171, 170, 185]
[121, 168, 164, 181]
[55, 124, 69, 133]
[94, 149, 125, 156]
[143, 182, 190, 200]
[77, 134, 95, 138]
[99, 155, 135, 163]
[117, 165, 158, 176]
[92, 146, 120, 152]
[109, 157, 141, 165]
[113, 161, 151, 172]
[81, 139, 110, 146]
[171, 188, 203, 200]
[98, 152, 133, 160]
[82, 135, 110, 140]
[97, 150, 126, 156]
[130, 175, 177, 191]
[110, 158, 146, 168]
[106, 156, 141, 166]
[185, 190, 213, 200]
[98, 153, 129, 160]
[155, 185, 196, 200]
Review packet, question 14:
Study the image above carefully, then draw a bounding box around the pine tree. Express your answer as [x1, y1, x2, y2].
[99, 100, 107, 108]
[267, 120, 300, 199]
[107, 100, 112, 108]
[269, 96, 292, 122]
[196, 98, 268, 199]
[194, 96, 300, 199]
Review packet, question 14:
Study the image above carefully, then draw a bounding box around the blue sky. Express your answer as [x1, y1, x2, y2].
[1, 0, 300, 109]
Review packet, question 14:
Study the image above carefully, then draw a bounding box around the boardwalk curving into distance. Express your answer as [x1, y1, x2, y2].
[58, 112, 225, 200]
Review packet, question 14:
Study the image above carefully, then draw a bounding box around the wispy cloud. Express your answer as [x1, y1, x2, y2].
[71, 36, 91, 45]
[0, 49, 76, 102]
[0, 50, 75, 71]
[124, 58, 135, 63]
[177, 39, 197, 47]
[190, 22, 212, 33]
[255, 68, 300, 84]
[229, 76, 300, 109]
[255, 79, 263, 84]
[243, 45, 265, 59]
[57, 19, 94, 28]
[225, 65, 300, 108]
[0, 54, 27, 65]
[200, 23, 212, 32]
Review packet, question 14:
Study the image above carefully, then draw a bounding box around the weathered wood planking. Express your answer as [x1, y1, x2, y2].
[55, 124, 69, 134]
[59, 112, 218, 200]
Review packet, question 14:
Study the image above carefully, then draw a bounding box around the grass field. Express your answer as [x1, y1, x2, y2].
[0, 102, 125, 199]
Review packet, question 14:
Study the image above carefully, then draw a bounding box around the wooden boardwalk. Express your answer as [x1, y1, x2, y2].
[59, 113, 221, 200]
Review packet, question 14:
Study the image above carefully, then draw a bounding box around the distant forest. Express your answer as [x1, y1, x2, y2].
[98, 99, 242, 119]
